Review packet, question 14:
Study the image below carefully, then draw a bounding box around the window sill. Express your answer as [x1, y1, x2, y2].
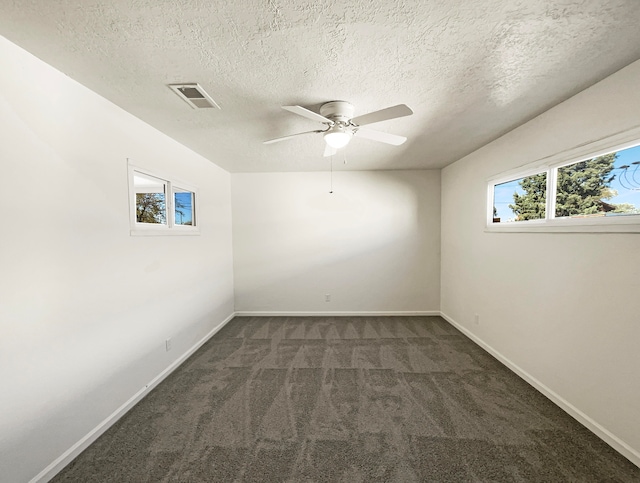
[130, 228, 200, 236]
[486, 217, 640, 233]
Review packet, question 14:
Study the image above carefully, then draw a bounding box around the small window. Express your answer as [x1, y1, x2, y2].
[555, 145, 640, 219]
[492, 172, 547, 223]
[129, 165, 198, 235]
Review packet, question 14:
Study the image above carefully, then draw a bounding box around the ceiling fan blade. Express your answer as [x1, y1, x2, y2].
[350, 104, 413, 127]
[323, 144, 337, 157]
[355, 127, 407, 146]
[282, 105, 333, 124]
[263, 130, 323, 144]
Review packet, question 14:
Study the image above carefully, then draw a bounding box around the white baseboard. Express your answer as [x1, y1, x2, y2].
[235, 310, 440, 317]
[33, 312, 236, 483]
[439, 311, 640, 469]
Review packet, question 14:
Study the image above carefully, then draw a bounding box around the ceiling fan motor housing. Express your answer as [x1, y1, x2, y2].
[320, 101, 355, 124]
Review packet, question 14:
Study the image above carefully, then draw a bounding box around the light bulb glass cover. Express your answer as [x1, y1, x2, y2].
[324, 129, 352, 149]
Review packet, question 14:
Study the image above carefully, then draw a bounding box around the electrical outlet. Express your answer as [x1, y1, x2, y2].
[165, 338, 172, 351]
[474, 314, 480, 325]
[325, 294, 331, 302]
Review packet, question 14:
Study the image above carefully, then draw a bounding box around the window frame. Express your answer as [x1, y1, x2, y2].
[486, 127, 640, 233]
[128, 164, 200, 236]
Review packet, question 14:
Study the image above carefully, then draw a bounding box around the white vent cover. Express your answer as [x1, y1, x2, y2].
[168, 83, 220, 109]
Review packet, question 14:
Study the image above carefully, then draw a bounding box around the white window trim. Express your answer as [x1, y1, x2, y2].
[128, 164, 200, 236]
[486, 126, 640, 233]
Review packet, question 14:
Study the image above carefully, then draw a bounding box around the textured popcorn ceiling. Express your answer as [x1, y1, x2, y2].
[1, 1, 640, 172]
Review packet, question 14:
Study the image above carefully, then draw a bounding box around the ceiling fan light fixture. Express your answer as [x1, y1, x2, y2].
[264, 101, 413, 152]
[324, 128, 352, 149]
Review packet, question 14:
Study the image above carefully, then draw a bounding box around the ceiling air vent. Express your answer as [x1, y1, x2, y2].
[168, 83, 220, 109]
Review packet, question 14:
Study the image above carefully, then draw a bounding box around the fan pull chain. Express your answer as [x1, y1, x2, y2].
[329, 155, 334, 194]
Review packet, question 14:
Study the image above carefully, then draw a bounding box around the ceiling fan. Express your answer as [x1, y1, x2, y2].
[264, 101, 413, 156]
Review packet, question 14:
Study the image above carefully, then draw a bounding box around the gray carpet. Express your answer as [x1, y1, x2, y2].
[53, 316, 640, 482]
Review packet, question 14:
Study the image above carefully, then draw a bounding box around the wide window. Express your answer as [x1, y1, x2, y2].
[129, 166, 198, 235]
[488, 135, 640, 232]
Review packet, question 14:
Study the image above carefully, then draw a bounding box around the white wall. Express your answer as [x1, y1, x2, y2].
[441, 59, 640, 466]
[0, 36, 235, 482]
[232, 170, 440, 313]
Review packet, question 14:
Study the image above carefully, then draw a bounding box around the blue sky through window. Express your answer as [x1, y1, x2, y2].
[608, 144, 640, 207]
[494, 178, 527, 221]
[174, 191, 193, 225]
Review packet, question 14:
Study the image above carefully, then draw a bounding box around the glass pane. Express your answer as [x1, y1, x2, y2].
[493, 172, 547, 223]
[174, 187, 195, 226]
[134, 172, 167, 224]
[556, 145, 640, 218]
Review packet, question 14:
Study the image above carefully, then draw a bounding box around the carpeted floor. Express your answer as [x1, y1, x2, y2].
[53, 316, 640, 482]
